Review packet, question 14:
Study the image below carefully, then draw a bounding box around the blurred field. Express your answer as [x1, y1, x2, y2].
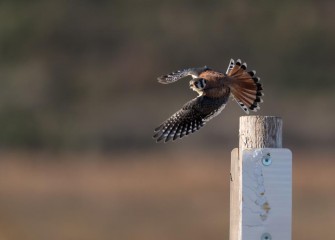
[0, 149, 334, 240]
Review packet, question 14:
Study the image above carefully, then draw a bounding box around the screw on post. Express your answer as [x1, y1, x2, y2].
[262, 152, 272, 166]
[261, 232, 272, 240]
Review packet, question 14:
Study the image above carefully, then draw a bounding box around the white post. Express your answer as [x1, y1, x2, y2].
[230, 116, 292, 240]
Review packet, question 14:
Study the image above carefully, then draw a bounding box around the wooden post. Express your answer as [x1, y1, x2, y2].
[230, 116, 292, 240]
[239, 116, 283, 152]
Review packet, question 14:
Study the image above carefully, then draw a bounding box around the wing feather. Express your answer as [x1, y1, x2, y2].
[153, 95, 228, 142]
[157, 66, 210, 84]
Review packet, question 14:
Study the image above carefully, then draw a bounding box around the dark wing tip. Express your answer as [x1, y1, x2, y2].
[157, 75, 169, 84]
[154, 124, 164, 132]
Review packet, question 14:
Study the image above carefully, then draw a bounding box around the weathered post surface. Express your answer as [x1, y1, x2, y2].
[230, 116, 292, 240]
[239, 116, 282, 152]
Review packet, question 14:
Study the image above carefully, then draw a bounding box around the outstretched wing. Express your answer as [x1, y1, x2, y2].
[153, 95, 228, 142]
[157, 66, 209, 84]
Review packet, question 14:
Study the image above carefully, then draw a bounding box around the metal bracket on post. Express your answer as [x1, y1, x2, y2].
[231, 148, 292, 240]
[230, 116, 292, 240]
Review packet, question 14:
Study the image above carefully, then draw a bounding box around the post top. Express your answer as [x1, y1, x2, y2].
[239, 115, 283, 151]
[240, 115, 282, 120]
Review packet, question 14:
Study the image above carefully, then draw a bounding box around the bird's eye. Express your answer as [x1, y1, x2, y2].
[195, 79, 206, 89]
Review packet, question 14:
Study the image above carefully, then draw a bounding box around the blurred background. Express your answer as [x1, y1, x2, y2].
[0, 0, 334, 239]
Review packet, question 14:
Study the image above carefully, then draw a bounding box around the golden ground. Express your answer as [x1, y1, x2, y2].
[0, 150, 333, 240]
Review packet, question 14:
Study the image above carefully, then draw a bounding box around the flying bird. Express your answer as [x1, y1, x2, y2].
[153, 59, 263, 142]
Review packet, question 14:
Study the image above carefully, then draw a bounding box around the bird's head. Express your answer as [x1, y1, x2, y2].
[189, 78, 207, 94]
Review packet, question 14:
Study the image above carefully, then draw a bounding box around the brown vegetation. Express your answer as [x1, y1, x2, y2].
[0, 150, 333, 240]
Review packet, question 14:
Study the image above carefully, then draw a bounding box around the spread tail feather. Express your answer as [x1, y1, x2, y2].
[226, 59, 263, 114]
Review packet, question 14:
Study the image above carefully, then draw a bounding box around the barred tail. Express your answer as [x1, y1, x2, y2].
[226, 59, 263, 114]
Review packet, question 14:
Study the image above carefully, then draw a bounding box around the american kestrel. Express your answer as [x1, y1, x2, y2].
[153, 59, 263, 142]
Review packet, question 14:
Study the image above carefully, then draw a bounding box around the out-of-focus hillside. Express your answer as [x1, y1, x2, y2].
[0, 0, 334, 151]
